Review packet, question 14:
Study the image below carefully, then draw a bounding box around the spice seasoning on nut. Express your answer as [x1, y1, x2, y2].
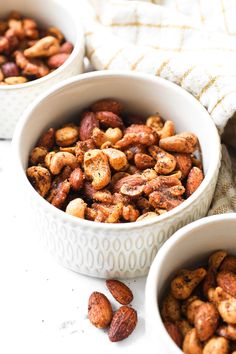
[0, 10, 74, 85]
[160, 250, 236, 354]
[88, 280, 137, 342]
[26, 98, 204, 223]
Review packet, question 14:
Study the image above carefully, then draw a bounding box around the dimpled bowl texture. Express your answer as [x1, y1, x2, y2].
[0, 0, 84, 138]
[145, 213, 236, 354]
[13, 71, 221, 278]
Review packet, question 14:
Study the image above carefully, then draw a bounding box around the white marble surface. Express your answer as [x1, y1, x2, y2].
[0, 140, 148, 354]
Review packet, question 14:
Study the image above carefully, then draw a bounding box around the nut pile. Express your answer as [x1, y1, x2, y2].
[88, 279, 137, 342]
[26, 98, 204, 223]
[160, 250, 236, 354]
[0, 10, 73, 85]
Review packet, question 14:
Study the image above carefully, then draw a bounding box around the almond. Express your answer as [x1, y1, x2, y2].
[174, 153, 192, 179]
[164, 321, 183, 348]
[220, 256, 236, 273]
[159, 132, 198, 153]
[91, 98, 123, 115]
[106, 279, 133, 305]
[194, 302, 219, 341]
[47, 53, 69, 69]
[88, 292, 113, 329]
[186, 167, 204, 197]
[95, 111, 124, 129]
[79, 111, 99, 141]
[108, 306, 137, 342]
[217, 271, 236, 298]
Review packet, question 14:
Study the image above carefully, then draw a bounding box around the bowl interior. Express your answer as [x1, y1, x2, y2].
[146, 214, 236, 353]
[1, 0, 77, 46]
[17, 72, 219, 174]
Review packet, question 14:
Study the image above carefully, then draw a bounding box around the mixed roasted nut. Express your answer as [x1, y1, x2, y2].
[0, 10, 73, 85]
[88, 279, 137, 342]
[161, 250, 236, 354]
[26, 98, 204, 223]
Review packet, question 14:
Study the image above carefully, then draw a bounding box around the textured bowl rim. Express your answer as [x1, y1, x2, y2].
[145, 213, 236, 353]
[0, 0, 84, 90]
[12, 70, 221, 230]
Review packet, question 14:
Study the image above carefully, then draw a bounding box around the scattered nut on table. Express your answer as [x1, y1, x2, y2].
[161, 250, 236, 354]
[26, 98, 204, 223]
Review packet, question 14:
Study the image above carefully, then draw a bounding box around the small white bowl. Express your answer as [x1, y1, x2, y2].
[145, 213, 236, 354]
[12, 71, 221, 278]
[0, 0, 84, 138]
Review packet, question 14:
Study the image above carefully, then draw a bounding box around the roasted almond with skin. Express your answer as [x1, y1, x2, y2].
[91, 98, 123, 115]
[159, 132, 198, 153]
[88, 292, 113, 329]
[134, 153, 155, 170]
[217, 271, 236, 298]
[220, 256, 236, 273]
[164, 321, 183, 348]
[186, 167, 204, 197]
[95, 111, 124, 129]
[194, 302, 219, 341]
[79, 111, 99, 141]
[69, 167, 84, 191]
[183, 328, 202, 354]
[106, 279, 133, 305]
[174, 153, 192, 179]
[108, 306, 137, 342]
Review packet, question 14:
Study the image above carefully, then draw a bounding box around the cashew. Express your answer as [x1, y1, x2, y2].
[93, 190, 113, 204]
[159, 120, 175, 139]
[24, 36, 60, 58]
[55, 124, 79, 147]
[103, 148, 128, 171]
[161, 293, 181, 322]
[148, 146, 176, 175]
[49, 152, 78, 175]
[208, 286, 232, 304]
[84, 149, 111, 190]
[186, 299, 204, 324]
[93, 127, 123, 148]
[146, 115, 163, 132]
[29, 146, 47, 165]
[66, 198, 87, 219]
[141, 169, 157, 181]
[171, 268, 207, 300]
[218, 298, 236, 324]
[122, 205, 140, 222]
[202, 337, 229, 354]
[217, 324, 236, 340]
[182, 328, 202, 354]
[4, 76, 27, 84]
[45, 151, 56, 169]
[26, 166, 51, 197]
[176, 319, 192, 338]
[47, 26, 64, 42]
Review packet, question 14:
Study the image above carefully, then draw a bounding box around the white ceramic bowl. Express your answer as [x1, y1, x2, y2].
[12, 71, 221, 278]
[145, 213, 236, 354]
[0, 0, 84, 138]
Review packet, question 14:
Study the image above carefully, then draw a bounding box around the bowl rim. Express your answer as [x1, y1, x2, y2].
[145, 213, 236, 353]
[12, 70, 221, 230]
[0, 0, 84, 90]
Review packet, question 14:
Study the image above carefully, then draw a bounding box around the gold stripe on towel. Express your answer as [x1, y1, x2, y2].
[155, 59, 171, 76]
[197, 76, 220, 100]
[103, 48, 124, 69]
[210, 90, 236, 114]
[179, 66, 196, 86]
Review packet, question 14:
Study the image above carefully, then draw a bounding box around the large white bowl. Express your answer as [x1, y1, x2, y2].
[145, 213, 236, 354]
[0, 0, 84, 138]
[12, 71, 221, 278]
